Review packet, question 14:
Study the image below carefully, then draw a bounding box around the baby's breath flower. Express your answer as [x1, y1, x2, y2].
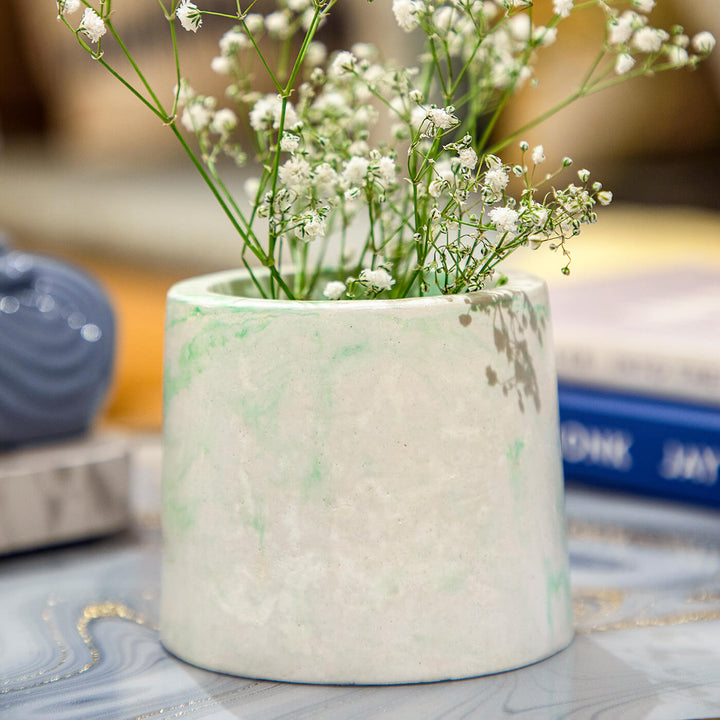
[352, 43, 377, 61]
[531, 145, 545, 165]
[343, 156, 370, 187]
[537, 27, 558, 47]
[428, 179, 444, 198]
[244, 14, 264, 34]
[300, 8, 315, 31]
[249, 95, 299, 131]
[410, 104, 429, 132]
[265, 11, 291, 38]
[608, 12, 638, 46]
[210, 56, 232, 75]
[305, 42, 328, 67]
[328, 51, 357, 78]
[181, 103, 212, 131]
[54, 0, 717, 301]
[360, 268, 396, 292]
[244, 177, 260, 200]
[287, 0, 312, 12]
[427, 106, 459, 130]
[692, 31, 716, 55]
[632, 27, 667, 54]
[314, 163, 339, 199]
[79, 7, 106, 44]
[377, 156, 397, 185]
[665, 45, 688, 67]
[552, 0, 573, 19]
[219, 29, 248, 55]
[458, 147, 478, 170]
[614, 53, 635, 75]
[278, 156, 312, 191]
[350, 139, 370, 156]
[280, 133, 300, 153]
[481, 0, 499, 19]
[210, 108, 237, 135]
[301, 213, 326, 241]
[509, 14, 532, 42]
[392, 0, 422, 32]
[530, 205, 549, 229]
[57, 0, 81, 16]
[489, 206, 519, 234]
[433, 6, 456, 34]
[323, 281, 346, 300]
[344, 187, 360, 203]
[485, 166, 509, 194]
[176, 1, 202, 33]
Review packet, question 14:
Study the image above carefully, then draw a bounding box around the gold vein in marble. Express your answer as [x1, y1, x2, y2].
[0, 596, 69, 692]
[76, 600, 153, 674]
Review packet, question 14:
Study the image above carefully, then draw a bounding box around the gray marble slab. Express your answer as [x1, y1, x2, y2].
[1, 447, 720, 719]
[0, 435, 130, 554]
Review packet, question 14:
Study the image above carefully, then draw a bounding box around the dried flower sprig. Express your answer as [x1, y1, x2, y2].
[56, 0, 715, 300]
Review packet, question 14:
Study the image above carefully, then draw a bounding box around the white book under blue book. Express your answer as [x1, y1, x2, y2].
[550, 266, 720, 407]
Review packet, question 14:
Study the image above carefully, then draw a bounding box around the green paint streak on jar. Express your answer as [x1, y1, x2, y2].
[164, 495, 196, 535]
[302, 456, 324, 497]
[165, 304, 206, 331]
[164, 319, 233, 405]
[250, 509, 266, 548]
[332, 343, 366, 360]
[545, 561, 570, 633]
[506, 438, 525, 494]
[162, 450, 197, 537]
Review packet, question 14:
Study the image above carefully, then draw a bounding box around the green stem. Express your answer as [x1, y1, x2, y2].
[487, 89, 582, 155]
[169, 122, 295, 299]
[106, 20, 168, 116]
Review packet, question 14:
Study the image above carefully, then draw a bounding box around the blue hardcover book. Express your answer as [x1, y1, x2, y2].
[558, 384, 720, 508]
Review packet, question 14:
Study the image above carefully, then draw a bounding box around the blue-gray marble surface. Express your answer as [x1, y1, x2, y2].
[1, 439, 720, 719]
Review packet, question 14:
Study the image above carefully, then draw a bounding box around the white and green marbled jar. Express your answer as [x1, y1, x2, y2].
[160, 270, 573, 684]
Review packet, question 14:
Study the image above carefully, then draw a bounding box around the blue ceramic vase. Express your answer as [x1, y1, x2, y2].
[0, 240, 115, 447]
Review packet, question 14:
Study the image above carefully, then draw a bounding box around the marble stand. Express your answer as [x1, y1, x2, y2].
[0, 434, 130, 554]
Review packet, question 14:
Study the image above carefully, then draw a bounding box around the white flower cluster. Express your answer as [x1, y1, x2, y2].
[57, 0, 714, 299]
[177, 1, 202, 33]
[415, 142, 613, 292]
[57, 1, 106, 44]
[166, 0, 715, 297]
[605, 5, 715, 75]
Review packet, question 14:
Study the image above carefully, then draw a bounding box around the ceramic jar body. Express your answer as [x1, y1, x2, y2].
[160, 270, 573, 684]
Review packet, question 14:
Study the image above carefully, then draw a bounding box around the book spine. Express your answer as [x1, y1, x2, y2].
[558, 385, 720, 508]
[554, 343, 720, 406]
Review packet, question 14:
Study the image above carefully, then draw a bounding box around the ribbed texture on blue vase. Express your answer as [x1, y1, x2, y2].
[0, 247, 115, 446]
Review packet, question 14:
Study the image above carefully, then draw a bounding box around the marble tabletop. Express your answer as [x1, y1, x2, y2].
[1, 439, 720, 720]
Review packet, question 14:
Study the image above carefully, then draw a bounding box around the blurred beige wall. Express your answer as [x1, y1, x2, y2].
[499, 0, 720, 167]
[5, 0, 720, 174]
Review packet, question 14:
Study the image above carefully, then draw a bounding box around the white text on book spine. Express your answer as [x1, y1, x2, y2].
[658, 441, 720, 486]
